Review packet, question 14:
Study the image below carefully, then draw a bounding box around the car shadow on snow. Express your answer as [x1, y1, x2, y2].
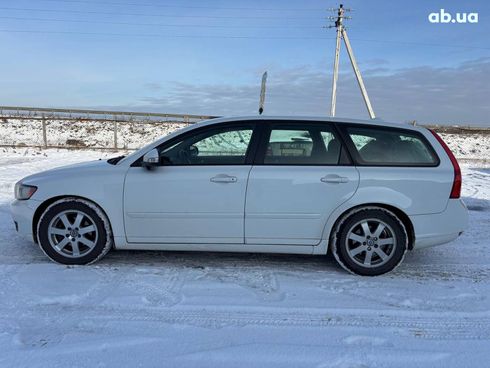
[463, 196, 490, 212]
[102, 249, 341, 273]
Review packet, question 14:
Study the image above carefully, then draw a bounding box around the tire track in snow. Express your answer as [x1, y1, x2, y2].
[1, 305, 490, 341]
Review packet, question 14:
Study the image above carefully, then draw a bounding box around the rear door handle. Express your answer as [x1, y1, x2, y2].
[321, 175, 349, 184]
[210, 174, 238, 183]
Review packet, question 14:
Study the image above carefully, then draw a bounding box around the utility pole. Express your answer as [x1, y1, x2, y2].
[330, 5, 343, 118]
[327, 4, 376, 119]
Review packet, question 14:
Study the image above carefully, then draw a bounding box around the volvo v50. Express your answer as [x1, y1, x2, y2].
[11, 117, 468, 275]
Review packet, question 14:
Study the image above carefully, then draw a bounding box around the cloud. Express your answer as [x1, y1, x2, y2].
[143, 82, 164, 92]
[364, 58, 390, 66]
[131, 58, 490, 126]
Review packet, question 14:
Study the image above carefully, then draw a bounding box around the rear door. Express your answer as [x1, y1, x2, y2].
[245, 121, 359, 246]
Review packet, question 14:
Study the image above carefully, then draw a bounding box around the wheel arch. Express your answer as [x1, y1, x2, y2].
[32, 195, 113, 244]
[328, 203, 415, 252]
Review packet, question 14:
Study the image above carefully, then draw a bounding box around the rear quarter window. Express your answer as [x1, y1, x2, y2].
[344, 126, 439, 166]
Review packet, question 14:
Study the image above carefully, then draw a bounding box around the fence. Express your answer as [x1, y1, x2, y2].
[1, 105, 489, 152]
[0, 105, 216, 122]
[0, 106, 217, 150]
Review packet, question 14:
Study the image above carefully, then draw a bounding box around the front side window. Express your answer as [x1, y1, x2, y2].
[158, 126, 253, 165]
[346, 126, 438, 165]
[263, 124, 342, 165]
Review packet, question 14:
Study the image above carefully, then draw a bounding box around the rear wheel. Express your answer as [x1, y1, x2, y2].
[332, 207, 408, 276]
[37, 198, 112, 265]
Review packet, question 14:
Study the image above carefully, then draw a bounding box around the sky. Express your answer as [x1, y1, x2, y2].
[0, 0, 488, 126]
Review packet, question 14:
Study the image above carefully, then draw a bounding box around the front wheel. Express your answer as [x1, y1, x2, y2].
[37, 198, 113, 265]
[332, 207, 408, 276]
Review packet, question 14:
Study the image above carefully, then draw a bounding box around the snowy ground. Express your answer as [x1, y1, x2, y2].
[0, 148, 490, 367]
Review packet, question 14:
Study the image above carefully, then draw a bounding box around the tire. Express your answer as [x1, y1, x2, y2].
[37, 198, 113, 265]
[332, 207, 408, 276]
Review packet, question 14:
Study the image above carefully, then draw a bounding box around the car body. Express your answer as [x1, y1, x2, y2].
[11, 116, 468, 275]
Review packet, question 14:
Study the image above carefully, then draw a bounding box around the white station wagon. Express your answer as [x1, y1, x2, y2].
[11, 116, 468, 275]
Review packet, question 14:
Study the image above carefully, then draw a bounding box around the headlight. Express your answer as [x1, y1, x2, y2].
[14, 182, 37, 200]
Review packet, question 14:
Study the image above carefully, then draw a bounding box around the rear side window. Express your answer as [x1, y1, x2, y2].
[345, 126, 438, 166]
[263, 124, 342, 165]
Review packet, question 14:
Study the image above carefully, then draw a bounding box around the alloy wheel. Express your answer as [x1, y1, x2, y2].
[47, 210, 98, 258]
[344, 218, 396, 268]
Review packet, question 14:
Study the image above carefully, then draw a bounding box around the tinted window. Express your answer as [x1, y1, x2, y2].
[346, 126, 438, 165]
[159, 126, 253, 165]
[263, 125, 341, 165]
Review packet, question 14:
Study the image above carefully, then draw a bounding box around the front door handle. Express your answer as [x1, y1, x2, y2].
[210, 174, 238, 183]
[321, 174, 349, 184]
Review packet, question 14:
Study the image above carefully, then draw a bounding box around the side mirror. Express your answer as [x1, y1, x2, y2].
[189, 145, 199, 158]
[142, 148, 159, 169]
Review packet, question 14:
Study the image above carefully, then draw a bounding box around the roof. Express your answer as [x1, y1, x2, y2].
[194, 115, 422, 132]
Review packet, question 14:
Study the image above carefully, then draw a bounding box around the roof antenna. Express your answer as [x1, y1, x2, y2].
[258, 71, 267, 115]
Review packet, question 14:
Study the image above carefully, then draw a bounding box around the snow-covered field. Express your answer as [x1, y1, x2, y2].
[0, 118, 187, 150]
[1, 118, 490, 160]
[0, 148, 490, 367]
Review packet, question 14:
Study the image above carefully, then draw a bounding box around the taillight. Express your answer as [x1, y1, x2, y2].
[429, 129, 461, 199]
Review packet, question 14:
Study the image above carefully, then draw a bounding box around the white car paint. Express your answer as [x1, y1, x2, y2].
[10, 116, 468, 258]
[245, 166, 359, 245]
[124, 165, 251, 244]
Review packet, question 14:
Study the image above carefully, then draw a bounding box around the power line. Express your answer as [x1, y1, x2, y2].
[0, 29, 335, 40]
[0, 28, 487, 50]
[352, 38, 490, 51]
[22, 0, 326, 12]
[0, 7, 319, 20]
[0, 16, 322, 29]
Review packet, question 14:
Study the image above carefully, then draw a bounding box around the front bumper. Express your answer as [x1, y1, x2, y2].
[10, 199, 41, 242]
[410, 199, 469, 249]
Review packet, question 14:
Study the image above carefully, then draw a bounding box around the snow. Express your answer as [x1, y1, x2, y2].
[440, 133, 490, 161]
[0, 118, 187, 149]
[1, 148, 490, 367]
[1, 118, 489, 159]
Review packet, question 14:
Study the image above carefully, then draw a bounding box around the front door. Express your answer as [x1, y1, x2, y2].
[245, 122, 359, 245]
[124, 123, 257, 244]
